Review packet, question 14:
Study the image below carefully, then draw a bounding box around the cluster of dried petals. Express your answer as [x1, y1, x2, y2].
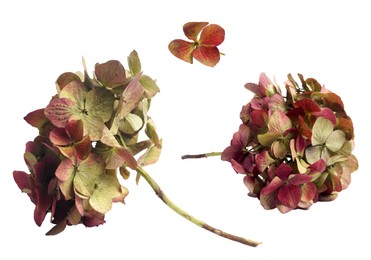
[222, 73, 358, 213]
[13, 51, 161, 234]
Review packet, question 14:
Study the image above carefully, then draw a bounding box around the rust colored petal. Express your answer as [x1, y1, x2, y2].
[168, 39, 195, 64]
[192, 45, 220, 67]
[183, 22, 209, 41]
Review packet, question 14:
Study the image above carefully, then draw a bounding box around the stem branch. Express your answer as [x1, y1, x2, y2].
[136, 166, 261, 247]
[181, 152, 222, 160]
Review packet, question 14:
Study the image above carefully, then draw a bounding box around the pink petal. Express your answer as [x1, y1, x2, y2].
[313, 108, 336, 125]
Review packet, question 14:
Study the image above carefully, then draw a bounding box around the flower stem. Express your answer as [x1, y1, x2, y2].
[136, 166, 261, 247]
[181, 152, 222, 160]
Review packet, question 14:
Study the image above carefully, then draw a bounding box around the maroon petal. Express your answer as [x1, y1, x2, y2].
[261, 176, 283, 196]
[24, 109, 48, 129]
[294, 98, 321, 113]
[277, 183, 301, 209]
[231, 159, 246, 174]
[65, 120, 84, 141]
[13, 171, 34, 194]
[274, 163, 293, 180]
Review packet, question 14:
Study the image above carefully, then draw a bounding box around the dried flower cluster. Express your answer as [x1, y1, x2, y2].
[221, 73, 358, 213]
[13, 51, 161, 234]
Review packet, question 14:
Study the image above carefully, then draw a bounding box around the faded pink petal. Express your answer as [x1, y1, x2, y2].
[301, 182, 317, 202]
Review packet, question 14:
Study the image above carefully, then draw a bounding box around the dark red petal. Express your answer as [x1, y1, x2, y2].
[13, 171, 34, 194]
[277, 183, 301, 209]
[183, 22, 209, 41]
[168, 40, 195, 63]
[294, 98, 321, 113]
[198, 24, 225, 46]
[192, 46, 221, 67]
[298, 115, 312, 139]
[65, 120, 84, 141]
[250, 109, 268, 128]
[275, 163, 293, 180]
[74, 136, 91, 161]
[221, 145, 241, 162]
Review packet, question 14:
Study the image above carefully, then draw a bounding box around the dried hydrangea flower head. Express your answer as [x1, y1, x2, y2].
[184, 73, 358, 213]
[13, 51, 260, 247]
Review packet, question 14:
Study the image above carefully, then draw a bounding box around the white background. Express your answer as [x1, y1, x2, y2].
[1, 0, 369, 259]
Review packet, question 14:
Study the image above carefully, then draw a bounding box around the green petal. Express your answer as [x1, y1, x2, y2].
[85, 87, 114, 122]
[326, 130, 345, 152]
[311, 117, 333, 146]
[138, 139, 162, 167]
[128, 50, 141, 76]
[89, 174, 122, 214]
[139, 75, 160, 99]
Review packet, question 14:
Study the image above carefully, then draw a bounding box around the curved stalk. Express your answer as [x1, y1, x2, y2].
[181, 152, 222, 160]
[136, 166, 261, 247]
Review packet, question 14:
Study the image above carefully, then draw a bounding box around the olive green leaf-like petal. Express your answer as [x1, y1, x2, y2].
[139, 75, 160, 99]
[89, 174, 123, 214]
[128, 50, 141, 76]
[119, 113, 143, 134]
[138, 139, 162, 167]
[74, 154, 105, 199]
[85, 87, 115, 123]
[59, 81, 88, 107]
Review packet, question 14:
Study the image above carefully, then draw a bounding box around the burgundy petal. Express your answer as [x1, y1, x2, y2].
[277, 183, 301, 209]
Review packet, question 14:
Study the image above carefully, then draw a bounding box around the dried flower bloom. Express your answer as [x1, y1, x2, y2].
[183, 73, 358, 213]
[168, 22, 225, 67]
